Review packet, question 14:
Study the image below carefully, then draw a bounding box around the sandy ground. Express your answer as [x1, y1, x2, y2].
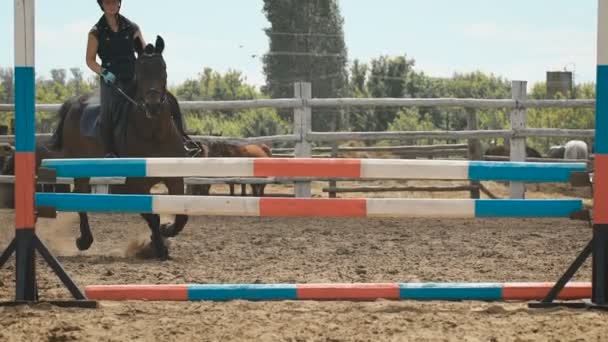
[0, 181, 606, 341]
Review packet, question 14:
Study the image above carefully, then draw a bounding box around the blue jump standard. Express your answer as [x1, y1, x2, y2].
[468, 161, 587, 182]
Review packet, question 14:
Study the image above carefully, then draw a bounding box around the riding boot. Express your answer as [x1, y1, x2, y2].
[100, 117, 117, 158]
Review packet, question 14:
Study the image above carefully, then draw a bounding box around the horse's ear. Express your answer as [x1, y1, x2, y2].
[155, 36, 165, 54]
[134, 37, 144, 56]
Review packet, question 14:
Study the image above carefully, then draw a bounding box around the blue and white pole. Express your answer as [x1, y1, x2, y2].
[592, 0, 608, 304]
[13, 0, 37, 301]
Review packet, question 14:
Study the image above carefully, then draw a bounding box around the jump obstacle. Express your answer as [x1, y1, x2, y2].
[40, 157, 586, 182]
[85, 283, 592, 302]
[32, 157, 589, 304]
[35, 157, 586, 219]
[2, 0, 608, 308]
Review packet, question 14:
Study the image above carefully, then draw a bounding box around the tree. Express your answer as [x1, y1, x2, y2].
[262, 0, 348, 129]
[0, 83, 5, 104]
[527, 81, 595, 152]
[347, 55, 415, 132]
[365, 55, 414, 131]
[0, 68, 14, 104]
[68, 68, 86, 96]
[50, 69, 67, 86]
[348, 59, 368, 97]
[173, 67, 291, 141]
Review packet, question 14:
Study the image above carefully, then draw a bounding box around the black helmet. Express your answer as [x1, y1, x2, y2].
[97, 0, 121, 11]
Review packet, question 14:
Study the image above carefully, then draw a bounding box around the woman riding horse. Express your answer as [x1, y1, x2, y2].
[88, 0, 186, 157]
[51, 36, 188, 260]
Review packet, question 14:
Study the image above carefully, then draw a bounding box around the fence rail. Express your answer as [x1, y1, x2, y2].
[0, 98, 596, 113]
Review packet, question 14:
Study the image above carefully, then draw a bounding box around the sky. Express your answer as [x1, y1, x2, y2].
[0, 0, 599, 89]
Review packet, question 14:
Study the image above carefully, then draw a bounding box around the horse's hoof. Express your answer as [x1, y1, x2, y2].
[76, 237, 93, 251]
[157, 248, 170, 261]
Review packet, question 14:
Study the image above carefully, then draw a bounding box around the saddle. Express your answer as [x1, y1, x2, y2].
[79, 94, 130, 141]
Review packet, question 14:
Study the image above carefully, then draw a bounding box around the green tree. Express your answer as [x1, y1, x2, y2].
[0, 68, 14, 104]
[527, 81, 595, 152]
[365, 55, 414, 131]
[262, 0, 348, 130]
[174, 67, 291, 140]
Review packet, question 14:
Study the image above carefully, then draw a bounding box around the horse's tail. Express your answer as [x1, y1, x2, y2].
[49, 99, 72, 151]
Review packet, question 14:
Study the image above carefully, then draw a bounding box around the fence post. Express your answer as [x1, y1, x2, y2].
[328, 112, 338, 198]
[466, 109, 481, 199]
[293, 82, 312, 198]
[510, 80, 527, 199]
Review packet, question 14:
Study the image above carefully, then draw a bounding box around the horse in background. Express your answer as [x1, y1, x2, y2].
[189, 140, 272, 196]
[547, 140, 589, 160]
[484, 144, 542, 159]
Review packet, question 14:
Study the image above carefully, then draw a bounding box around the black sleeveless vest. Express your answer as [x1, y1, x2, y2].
[92, 14, 139, 82]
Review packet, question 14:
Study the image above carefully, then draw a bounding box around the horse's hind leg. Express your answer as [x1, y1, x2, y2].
[160, 178, 188, 238]
[74, 178, 94, 251]
[251, 184, 265, 197]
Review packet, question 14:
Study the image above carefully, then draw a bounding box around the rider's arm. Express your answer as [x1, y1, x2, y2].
[134, 29, 146, 49]
[86, 33, 102, 75]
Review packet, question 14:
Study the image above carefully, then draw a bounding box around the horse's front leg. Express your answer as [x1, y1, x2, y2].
[160, 177, 188, 238]
[129, 178, 169, 260]
[73, 178, 94, 251]
[140, 212, 168, 261]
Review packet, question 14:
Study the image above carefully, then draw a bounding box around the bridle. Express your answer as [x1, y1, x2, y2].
[110, 53, 168, 118]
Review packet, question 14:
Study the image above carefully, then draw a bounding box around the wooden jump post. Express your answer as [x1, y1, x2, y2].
[0, 0, 95, 308]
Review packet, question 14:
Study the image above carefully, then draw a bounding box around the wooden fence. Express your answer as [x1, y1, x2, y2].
[0, 81, 594, 199]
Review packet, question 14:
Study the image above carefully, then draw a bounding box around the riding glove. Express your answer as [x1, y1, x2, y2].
[101, 69, 117, 84]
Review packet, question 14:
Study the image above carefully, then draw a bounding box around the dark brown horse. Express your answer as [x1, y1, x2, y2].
[484, 145, 542, 159]
[49, 36, 187, 260]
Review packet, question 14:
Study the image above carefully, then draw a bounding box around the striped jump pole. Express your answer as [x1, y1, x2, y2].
[0, 0, 94, 307]
[35, 194, 584, 219]
[531, 0, 608, 309]
[593, 0, 608, 306]
[8, 0, 37, 302]
[40, 158, 587, 183]
[84, 282, 592, 302]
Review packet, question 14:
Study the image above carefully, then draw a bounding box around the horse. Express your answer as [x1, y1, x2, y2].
[546, 140, 589, 160]
[547, 145, 566, 159]
[564, 140, 589, 160]
[189, 141, 272, 197]
[48, 36, 186, 260]
[484, 145, 542, 159]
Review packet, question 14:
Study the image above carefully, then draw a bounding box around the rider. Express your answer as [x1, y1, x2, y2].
[87, 0, 187, 157]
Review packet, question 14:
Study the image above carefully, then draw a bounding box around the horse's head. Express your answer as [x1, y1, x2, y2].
[134, 36, 168, 117]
